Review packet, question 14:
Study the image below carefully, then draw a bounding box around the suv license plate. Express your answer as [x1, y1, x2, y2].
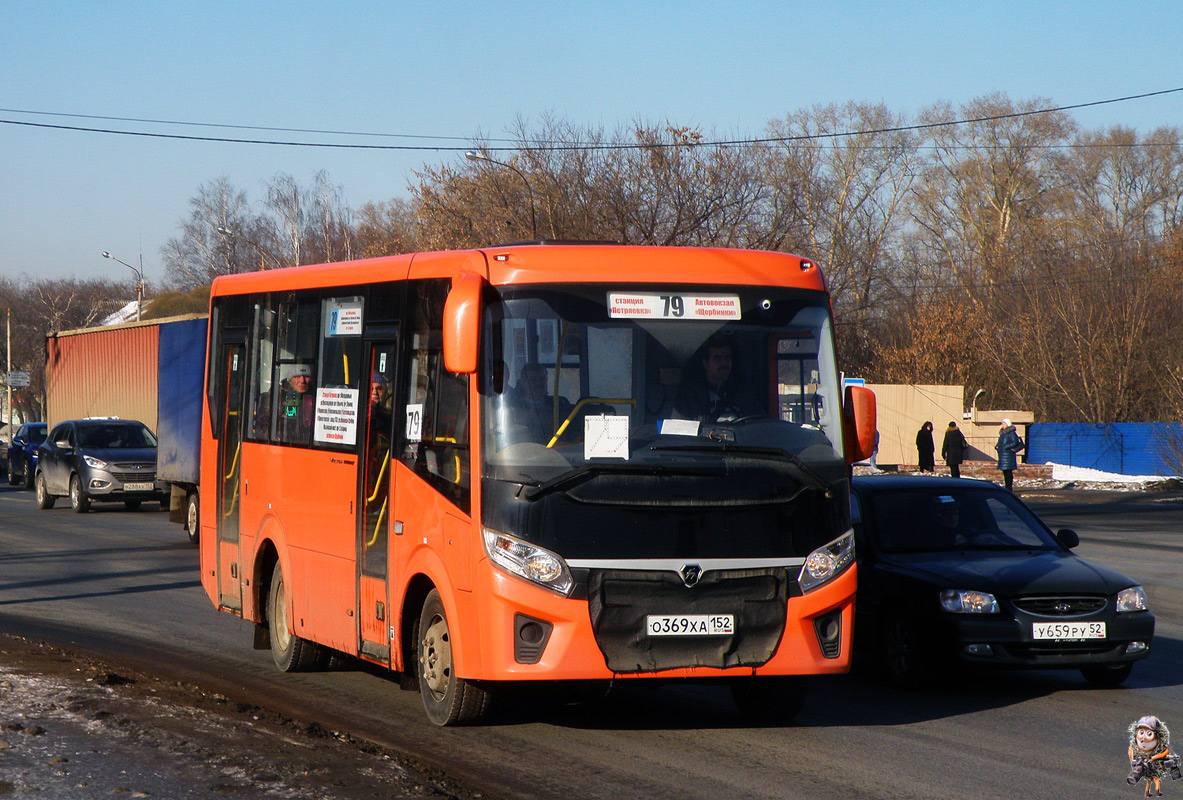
[1032, 621, 1105, 640]
[646, 615, 734, 637]
[123, 482, 155, 492]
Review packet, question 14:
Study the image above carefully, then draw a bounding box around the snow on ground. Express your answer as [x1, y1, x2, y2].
[1048, 463, 1180, 489]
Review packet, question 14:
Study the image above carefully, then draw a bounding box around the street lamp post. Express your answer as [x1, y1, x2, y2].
[101, 251, 145, 321]
[464, 150, 538, 240]
[216, 226, 274, 270]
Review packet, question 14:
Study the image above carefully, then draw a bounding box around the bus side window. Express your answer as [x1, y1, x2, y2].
[400, 280, 470, 513]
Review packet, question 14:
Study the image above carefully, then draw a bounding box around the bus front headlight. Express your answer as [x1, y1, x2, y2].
[482, 528, 575, 596]
[798, 531, 855, 593]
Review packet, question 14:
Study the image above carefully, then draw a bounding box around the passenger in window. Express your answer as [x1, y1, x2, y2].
[507, 363, 574, 443]
[369, 372, 393, 438]
[256, 363, 317, 444]
[672, 335, 762, 423]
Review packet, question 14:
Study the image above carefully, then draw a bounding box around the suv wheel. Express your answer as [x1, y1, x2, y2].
[35, 472, 55, 509]
[69, 474, 91, 513]
[7, 458, 17, 486]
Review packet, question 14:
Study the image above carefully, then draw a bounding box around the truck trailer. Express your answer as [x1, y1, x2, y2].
[45, 314, 208, 542]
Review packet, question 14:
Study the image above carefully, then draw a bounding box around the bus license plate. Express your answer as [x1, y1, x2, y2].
[646, 615, 734, 637]
[1032, 621, 1105, 640]
[123, 482, 155, 492]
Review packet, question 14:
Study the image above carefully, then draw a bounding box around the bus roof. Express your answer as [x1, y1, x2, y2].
[209, 244, 828, 296]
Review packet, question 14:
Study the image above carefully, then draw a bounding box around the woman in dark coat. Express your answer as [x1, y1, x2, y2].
[941, 421, 969, 478]
[995, 418, 1025, 491]
[916, 421, 935, 472]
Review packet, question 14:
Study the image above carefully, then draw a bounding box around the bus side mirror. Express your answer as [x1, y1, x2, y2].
[443, 271, 484, 374]
[843, 386, 876, 464]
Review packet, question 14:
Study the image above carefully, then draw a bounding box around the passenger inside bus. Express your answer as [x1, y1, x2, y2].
[255, 363, 316, 444]
[506, 362, 575, 444]
[671, 334, 762, 423]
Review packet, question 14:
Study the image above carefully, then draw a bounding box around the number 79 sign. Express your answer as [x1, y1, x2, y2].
[406, 403, 424, 442]
[607, 292, 741, 320]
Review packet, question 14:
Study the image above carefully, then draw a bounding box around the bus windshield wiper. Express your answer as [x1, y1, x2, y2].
[521, 462, 718, 502]
[647, 443, 834, 498]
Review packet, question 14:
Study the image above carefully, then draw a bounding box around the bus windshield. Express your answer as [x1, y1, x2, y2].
[480, 283, 846, 488]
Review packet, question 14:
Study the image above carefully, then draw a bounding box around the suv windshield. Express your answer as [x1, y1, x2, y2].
[480, 283, 845, 490]
[77, 423, 157, 449]
[27, 425, 47, 445]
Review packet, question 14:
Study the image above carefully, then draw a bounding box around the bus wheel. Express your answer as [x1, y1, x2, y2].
[186, 492, 200, 545]
[35, 472, 55, 510]
[267, 561, 322, 672]
[417, 589, 491, 726]
[730, 676, 809, 723]
[69, 475, 90, 513]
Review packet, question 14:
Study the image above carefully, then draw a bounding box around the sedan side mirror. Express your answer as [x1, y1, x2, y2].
[1055, 528, 1079, 549]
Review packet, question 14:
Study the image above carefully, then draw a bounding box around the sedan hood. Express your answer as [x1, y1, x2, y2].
[883, 550, 1136, 596]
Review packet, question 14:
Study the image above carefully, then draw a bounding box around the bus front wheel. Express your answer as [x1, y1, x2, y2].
[417, 589, 491, 726]
[267, 561, 322, 672]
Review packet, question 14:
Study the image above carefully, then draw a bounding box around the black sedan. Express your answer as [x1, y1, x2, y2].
[851, 475, 1153, 686]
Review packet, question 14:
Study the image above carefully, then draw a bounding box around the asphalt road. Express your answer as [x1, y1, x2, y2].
[1, 483, 1180, 799]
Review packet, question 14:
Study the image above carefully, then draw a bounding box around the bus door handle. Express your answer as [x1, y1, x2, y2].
[393, 520, 404, 536]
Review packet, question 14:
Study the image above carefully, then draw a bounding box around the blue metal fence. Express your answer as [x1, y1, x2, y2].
[1026, 423, 1183, 476]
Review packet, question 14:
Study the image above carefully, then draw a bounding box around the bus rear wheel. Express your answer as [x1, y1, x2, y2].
[267, 561, 322, 672]
[417, 589, 491, 726]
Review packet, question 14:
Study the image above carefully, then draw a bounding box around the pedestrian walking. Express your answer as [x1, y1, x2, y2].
[995, 418, 1025, 491]
[916, 421, 935, 472]
[941, 421, 969, 478]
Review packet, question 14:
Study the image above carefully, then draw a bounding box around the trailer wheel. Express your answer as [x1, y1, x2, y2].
[186, 492, 200, 545]
[35, 472, 55, 509]
[417, 589, 491, 726]
[267, 561, 322, 672]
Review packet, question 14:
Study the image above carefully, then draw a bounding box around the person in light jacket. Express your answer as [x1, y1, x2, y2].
[995, 418, 1025, 491]
[941, 421, 969, 478]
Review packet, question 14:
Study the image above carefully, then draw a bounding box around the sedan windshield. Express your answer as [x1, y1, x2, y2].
[480, 283, 846, 489]
[865, 487, 1060, 553]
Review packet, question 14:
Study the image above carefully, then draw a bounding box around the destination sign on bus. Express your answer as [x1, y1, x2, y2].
[608, 292, 741, 320]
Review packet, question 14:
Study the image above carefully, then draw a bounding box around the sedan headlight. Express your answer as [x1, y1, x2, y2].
[482, 528, 574, 596]
[1116, 585, 1149, 613]
[798, 531, 855, 593]
[940, 589, 999, 614]
[82, 455, 108, 469]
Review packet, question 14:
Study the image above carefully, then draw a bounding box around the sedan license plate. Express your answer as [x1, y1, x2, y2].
[1032, 621, 1105, 640]
[123, 481, 155, 492]
[646, 614, 734, 637]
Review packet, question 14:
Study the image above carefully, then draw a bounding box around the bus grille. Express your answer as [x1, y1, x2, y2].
[586, 567, 788, 673]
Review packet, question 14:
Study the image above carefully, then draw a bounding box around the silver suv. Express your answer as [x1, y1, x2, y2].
[35, 419, 167, 513]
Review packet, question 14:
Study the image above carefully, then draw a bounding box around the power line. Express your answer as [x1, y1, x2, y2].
[2, 86, 1181, 153]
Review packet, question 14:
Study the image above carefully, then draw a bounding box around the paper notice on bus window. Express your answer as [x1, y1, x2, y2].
[658, 419, 700, 437]
[406, 403, 424, 443]
[585, 415, 630, 460]
[314, 388, 359, 445]
[325, 299, 364, 336]
[607, 292, 741, 320]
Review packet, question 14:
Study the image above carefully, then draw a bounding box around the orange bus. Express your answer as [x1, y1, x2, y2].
[199, 243, 876, 725]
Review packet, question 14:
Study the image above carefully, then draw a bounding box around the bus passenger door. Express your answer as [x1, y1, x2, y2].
[216, 341, 246, 613]
[357, 340, 397, 662]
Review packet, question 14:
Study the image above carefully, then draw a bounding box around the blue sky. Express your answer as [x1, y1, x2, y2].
[2, 1, 1182, 286]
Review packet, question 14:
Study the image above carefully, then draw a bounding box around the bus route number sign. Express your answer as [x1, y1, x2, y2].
[608, 292, 741, 320]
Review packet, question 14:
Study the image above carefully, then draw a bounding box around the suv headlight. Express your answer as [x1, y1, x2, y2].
[798, 531, 855, 593]
[82, 455, 108, 469]
[1116, 585, 1149, 613]
[482, 528, 574, 596]
[939, 589, 999, 614]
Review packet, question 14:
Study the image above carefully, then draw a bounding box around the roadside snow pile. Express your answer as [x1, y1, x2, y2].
[1048, 463, 1180, 490]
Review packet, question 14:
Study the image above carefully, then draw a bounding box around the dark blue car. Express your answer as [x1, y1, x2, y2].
[7, 422, 47, 489]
